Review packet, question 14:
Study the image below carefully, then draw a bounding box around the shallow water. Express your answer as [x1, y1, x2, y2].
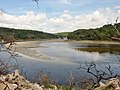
[1, 41, 120, 84]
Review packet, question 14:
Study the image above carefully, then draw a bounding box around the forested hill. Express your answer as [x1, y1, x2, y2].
[68, 23, 120, 41]
[0, 27, 58, 40]
[55, 32, 70, 38]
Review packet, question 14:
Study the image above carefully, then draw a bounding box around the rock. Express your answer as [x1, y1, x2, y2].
[22, 89, 32, 90]
[5, 69, 21, 82]
[94, 86, 106, 90]
[107, 78, 120, 90]
[7, 83, 17, 90]
[5, 74, 13, 82]
[54, 85, 58, 90]
[99, 82, 106, 86]
[0, 75, 6, 82]
[12, 69, 20, 77]
[115, 87, 120, 90]
[95, 78, 120, 90]
[43, 84, 58, 90]
[0, 82, 17, 90]
[0, 70, 58, 90]
[94, 82, 107, 90]
[0, 83, 6, 90]
[32, 83, 43, 90]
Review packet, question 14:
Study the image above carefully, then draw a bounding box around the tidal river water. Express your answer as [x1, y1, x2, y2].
[1, 41, 120, 84]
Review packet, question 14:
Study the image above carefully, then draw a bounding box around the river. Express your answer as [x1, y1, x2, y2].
[29, 41, 120, 84]
[1, 41, 120, 84]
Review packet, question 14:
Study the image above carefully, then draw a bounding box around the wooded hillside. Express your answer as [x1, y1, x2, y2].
[68, 23, 120, 41]
[0, 27, 58, 40]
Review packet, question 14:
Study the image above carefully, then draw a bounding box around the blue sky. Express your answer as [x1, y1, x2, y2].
[0, 0, 119, 16]
[0, 0, 120, 33]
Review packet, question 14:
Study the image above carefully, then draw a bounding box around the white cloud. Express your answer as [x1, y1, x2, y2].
[114, 6, 120, 9]
[0, 11, 48, 31]
[0, 7, 120, 33]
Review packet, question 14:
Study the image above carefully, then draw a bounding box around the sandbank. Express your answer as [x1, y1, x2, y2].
[10, 41, 51, 60]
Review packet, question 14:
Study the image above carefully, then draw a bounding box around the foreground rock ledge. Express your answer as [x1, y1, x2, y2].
[1, 70, 120, 90]
[0, 70, 57, 90]
[94, 78, 120, 90]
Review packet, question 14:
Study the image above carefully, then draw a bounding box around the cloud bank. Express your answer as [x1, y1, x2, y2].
[0, 7, 120, 33]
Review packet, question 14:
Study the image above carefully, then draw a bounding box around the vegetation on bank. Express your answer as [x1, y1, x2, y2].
[0, 23, 120, 42]
[58, 23, 120, 41]
[0, 27, 58, 41]
[55, 32, 70, 38]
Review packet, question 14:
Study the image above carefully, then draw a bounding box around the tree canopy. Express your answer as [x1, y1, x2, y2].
[67, 23, 120, 41]
[0, 27, 58, 41]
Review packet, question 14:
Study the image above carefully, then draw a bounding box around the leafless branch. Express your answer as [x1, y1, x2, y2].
[107, 17, 120, 37]
[79, 62, 118, 89]
[67, 72, 75, 90]
[32, 0, 39, 9]
[0, 34, 20, 75]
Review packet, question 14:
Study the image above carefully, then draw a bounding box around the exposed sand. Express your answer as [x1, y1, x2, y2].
[67, 40, 120, 45]
[9, 41, 52, 60]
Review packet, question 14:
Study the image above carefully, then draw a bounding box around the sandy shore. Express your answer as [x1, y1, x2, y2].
[67, 40, 120, 45]
[9, 41, 52, 60]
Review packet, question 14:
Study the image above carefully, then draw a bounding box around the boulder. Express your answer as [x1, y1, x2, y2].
[32, 83, 43, 90]
[95, 78, 120, 90]
[107, 78, 120, 90]
[0, 75, 6, 82]
[7, 83, 17, 90]
[0, 83, 6, 90]
[12, 69, 20, 77]
[0, 70, 59, 90]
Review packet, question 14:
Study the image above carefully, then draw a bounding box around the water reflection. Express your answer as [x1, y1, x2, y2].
[75, 44, 120, 54]
[28, 42, 120, 84]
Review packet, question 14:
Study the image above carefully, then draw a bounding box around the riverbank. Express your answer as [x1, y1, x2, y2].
[67, 40, 120, 45]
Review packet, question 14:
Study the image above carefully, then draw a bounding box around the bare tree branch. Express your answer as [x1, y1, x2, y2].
[32, 0, 39, 9]
[79, 62, 118, 89]
[107, 17, 120, 40]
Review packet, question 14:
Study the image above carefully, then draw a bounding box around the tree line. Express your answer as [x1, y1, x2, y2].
[67, 23, 120, 41]
[0, 27, 58, 41]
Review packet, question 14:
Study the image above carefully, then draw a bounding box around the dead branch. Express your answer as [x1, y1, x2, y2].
[32, 0, 39, 9]
[107, 17, 120, 40]
[79, 62, 118, 89]
[67, 72, 75, 90]
[0, 34, 20, 76]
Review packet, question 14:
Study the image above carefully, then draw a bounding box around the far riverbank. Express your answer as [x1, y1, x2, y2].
[67, 40, 120, 45]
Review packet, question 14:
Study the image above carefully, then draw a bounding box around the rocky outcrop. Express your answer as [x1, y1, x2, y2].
[0, 70, 58, 90]
[95, 78, 120, 90]
[1, 70, 120, 90]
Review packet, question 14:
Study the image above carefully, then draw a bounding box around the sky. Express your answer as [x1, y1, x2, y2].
[0, 0, 120, 33]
